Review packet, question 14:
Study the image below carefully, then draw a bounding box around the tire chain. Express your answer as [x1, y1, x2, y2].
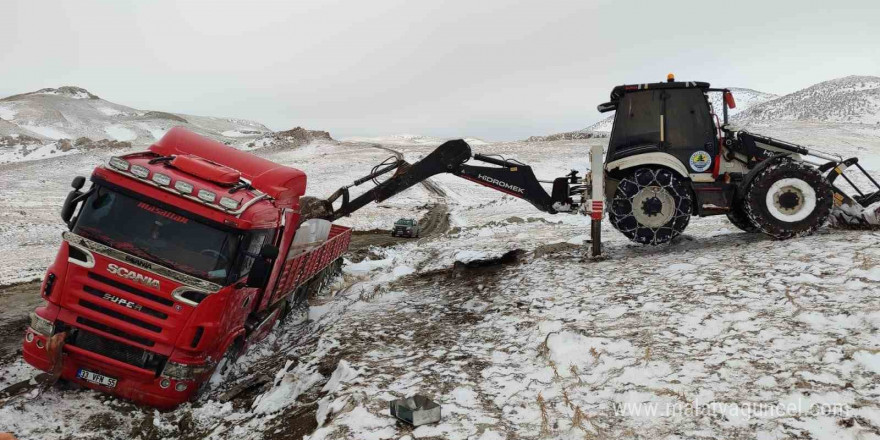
[609, 168, 692, 245]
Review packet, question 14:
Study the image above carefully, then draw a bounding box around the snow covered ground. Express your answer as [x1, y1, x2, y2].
[1, 129, 880, 439]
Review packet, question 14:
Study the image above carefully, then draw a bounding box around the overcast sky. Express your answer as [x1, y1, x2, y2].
[3, 0, 878, 140]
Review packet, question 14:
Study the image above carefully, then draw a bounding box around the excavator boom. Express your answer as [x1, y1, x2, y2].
[318, 140, 586, 222]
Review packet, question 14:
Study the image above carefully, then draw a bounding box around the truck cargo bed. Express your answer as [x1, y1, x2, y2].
[269, 224, 351, 306]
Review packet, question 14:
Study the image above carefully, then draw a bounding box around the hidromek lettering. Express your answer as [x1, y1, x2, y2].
[477, 174, 525, 194]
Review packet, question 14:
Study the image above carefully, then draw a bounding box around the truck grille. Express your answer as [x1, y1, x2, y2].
[87, 272, 174, 307]
[70, 326, 166, 371]
[82, 285, 168, 320]
[75, 317, 155, 347]
[78, 300, 162, 333]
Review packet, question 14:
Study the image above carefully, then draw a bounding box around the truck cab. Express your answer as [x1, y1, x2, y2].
[23, 127, 350, 408]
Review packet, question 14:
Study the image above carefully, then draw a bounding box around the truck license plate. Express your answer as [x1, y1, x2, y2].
[77, 368, 118, 388]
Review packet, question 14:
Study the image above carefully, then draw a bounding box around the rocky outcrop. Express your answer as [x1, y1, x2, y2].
[0, 134, 43, 148]
[525, 131, 607, 142]
[246, 127, 334, 150]
[142, 111, 188, 123]
[73, 137, 132, 150]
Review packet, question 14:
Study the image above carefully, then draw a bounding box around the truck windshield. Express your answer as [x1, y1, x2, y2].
[73, 186, 240, 283]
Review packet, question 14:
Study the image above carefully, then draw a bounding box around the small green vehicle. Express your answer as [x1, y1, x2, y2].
[391, 218, 420, 238]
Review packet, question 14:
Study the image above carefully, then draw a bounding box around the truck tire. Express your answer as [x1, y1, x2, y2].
[217, 339, 244, 375]
[726, 201, 760, 233]
[744, 160, 832, 239]
[609, 167, 692, 245]
[280, 294, 309, 326]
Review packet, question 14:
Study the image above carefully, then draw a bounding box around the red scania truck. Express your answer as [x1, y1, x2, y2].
[22, 127, 350, 409]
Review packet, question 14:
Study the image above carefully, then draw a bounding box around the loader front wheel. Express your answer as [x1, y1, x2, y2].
[609, 168, 692, 245]
[744, 161, 832, 239]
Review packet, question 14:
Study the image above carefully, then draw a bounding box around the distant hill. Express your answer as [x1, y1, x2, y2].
[735, 75, 880, 125]
[0, 86, 330, 164]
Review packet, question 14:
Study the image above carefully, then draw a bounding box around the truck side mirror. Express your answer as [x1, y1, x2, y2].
[71, 176, 86, 190]
[246, 244, 279, 288]
[61, 176, 87, 226]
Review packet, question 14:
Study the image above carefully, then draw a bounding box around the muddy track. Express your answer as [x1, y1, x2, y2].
[345, 143, 450, 260]
[347, 203, 450, 260]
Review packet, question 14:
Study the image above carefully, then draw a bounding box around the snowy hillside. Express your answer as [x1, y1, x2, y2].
[583, 115, 614, 134]
[0, 86, 274, 164]
[736, 76, 880, 125]
[711, 87, 779, 118]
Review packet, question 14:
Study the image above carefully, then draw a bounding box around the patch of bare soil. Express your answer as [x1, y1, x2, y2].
[0, 281, 43, 364]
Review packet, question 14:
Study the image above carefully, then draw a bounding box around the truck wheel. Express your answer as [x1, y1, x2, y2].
[744, 161, 832, 239]
[609, 168, 692, 245]
[726, 201, 760, 233]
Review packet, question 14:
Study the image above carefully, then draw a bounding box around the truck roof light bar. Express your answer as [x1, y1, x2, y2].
[105, 159, 270, 217]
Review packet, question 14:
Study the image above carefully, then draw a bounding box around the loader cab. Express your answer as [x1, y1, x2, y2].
[600, 81, 719, 176]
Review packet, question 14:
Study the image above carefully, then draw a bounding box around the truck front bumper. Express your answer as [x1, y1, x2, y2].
[22, 327, 200, 410]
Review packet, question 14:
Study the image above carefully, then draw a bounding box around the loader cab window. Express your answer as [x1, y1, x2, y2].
[608, 88, 718, 164]
[609, 90, 662, 157]
[665, 89, 717, 152]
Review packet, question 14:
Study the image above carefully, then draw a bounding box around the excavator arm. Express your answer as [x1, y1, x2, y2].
[316, 139, 586, 222]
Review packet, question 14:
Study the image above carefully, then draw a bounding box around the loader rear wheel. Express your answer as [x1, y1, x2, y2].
[726, 201, 760, 233]
[609, 168, 692, 245]
[744, 161, 832, 239]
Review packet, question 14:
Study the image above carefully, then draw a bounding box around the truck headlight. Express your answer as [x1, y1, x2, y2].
[174, 180, 194, 194]
[29, 312, 54, 336]
[219, 197, 239, 210]
[130, 165, 150, 178]
[197, 189, 216, 203]
[108, 157, 130, 171]
[152, 173, 172, 186]
[162, 361, 213, 380]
